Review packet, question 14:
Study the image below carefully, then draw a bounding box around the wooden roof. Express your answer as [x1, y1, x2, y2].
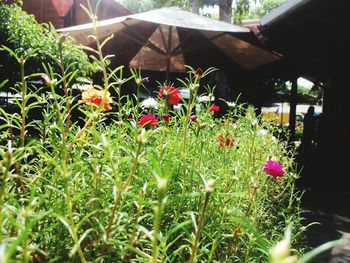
[7, 0, 132, 29]
[258, 0, 349, 81]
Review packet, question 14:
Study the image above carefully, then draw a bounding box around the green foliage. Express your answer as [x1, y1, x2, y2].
[233, 0, 250, 23]
[245, 0, 288, 19]
[0, 49, 306, 263]
[0, 3, 94, 85]
[0, 4, 312, 263]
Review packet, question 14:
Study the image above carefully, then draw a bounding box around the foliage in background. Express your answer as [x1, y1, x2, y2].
[120, 0, 188, 13]
[242, 0, 288, 20]
[118, 0, 279, 23]
[0, 3, 95, 86]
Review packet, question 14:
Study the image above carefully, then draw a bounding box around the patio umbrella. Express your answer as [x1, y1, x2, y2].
[58, 7, 280, 78]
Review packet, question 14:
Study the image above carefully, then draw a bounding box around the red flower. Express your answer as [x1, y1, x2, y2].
[218, 134, 235, 148]
[159, 86, 181, 105]
[190, 115, 198, 122]
[162, 113, 171, 124]
[194, 68, 204, 77]
[209, 104, 220, 112]
[138, 115, 158, 128]
[263, 160, 285, 179]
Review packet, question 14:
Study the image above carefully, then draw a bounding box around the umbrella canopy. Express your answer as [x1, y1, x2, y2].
[59, 7, 280, 74]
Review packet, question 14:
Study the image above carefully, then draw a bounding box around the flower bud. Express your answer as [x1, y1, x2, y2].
[194, 67, 204, 77]
[41, 74, 51, 86]
[189, 83, 199, 91]
[205, 179, 215, 193]
[137, 129, 147, 145]
[136, 77, 149, 86]
[157, 177, 168, 191]
[190, 115, 198, 122]
[58, 33, 67, 47]
[270, 240, 290, 262]
[199, 123, 208, 130]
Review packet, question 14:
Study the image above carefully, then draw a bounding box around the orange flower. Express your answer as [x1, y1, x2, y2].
[81, 87, 113, 111]
[218, 134, 235, 148]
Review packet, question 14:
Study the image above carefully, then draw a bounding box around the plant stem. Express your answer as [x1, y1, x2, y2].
[64, 179, 87, 263]
[19, 57, 26, 148]
[189, 191, 211, 263]
[65, 115, 94, 163]
[15, 57, 27, 193]
[100, 143, 142, 258]
[58, 42, 71, 131]
[117, 82, 123, 123]
[152, 188, 165, 263]
[245, 121, 257, 216]
[136, 82, 140, 120]
[0, 152, 12, 241]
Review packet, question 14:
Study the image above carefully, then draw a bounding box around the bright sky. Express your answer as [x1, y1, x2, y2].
[297, 77, 314, 88]
[201, 0, 261, 14]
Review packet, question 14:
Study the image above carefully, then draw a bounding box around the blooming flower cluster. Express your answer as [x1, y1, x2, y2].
[159, 86, 181, 105]
[81, 87, 113, 111]
[263, 160, 285, 179]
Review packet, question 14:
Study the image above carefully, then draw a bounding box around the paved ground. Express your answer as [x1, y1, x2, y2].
[297, 146, 350, 262]
[302, 204, 350, 262]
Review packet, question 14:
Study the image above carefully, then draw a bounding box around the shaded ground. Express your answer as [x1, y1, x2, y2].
[297, 146, 350, 262]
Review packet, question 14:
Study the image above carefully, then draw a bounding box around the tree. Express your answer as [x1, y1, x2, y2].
[203, 0, 252, 23]
[189, 0, 200, 14]
[0, 3, 94, 86]
[219, 0, 233, 22]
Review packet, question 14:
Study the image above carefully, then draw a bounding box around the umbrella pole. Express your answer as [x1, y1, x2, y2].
[165, 26, 173, 83]
[165, 69, 169, 82]
[165, 58, 170, 82]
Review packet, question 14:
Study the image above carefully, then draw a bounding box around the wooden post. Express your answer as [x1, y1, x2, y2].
[289, 77, 297, 142]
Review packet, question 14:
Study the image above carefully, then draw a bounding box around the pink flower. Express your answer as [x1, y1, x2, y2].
[218, 134, 235, 148]
[263, 160, 285, 179]
[138, 115, 158, 128]
[162, 113, 171, 124]
[209, 105, 220, 112]
[159, 86, 181, 105]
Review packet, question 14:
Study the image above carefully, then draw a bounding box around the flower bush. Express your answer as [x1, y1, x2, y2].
[0, 5, 307, 263]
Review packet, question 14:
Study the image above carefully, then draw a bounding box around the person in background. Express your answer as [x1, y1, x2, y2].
[301, 106, 316, 156]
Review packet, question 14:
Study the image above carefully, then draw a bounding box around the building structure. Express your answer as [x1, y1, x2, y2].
[7, 0, 132, 28]
[257, 0, 350, 189]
